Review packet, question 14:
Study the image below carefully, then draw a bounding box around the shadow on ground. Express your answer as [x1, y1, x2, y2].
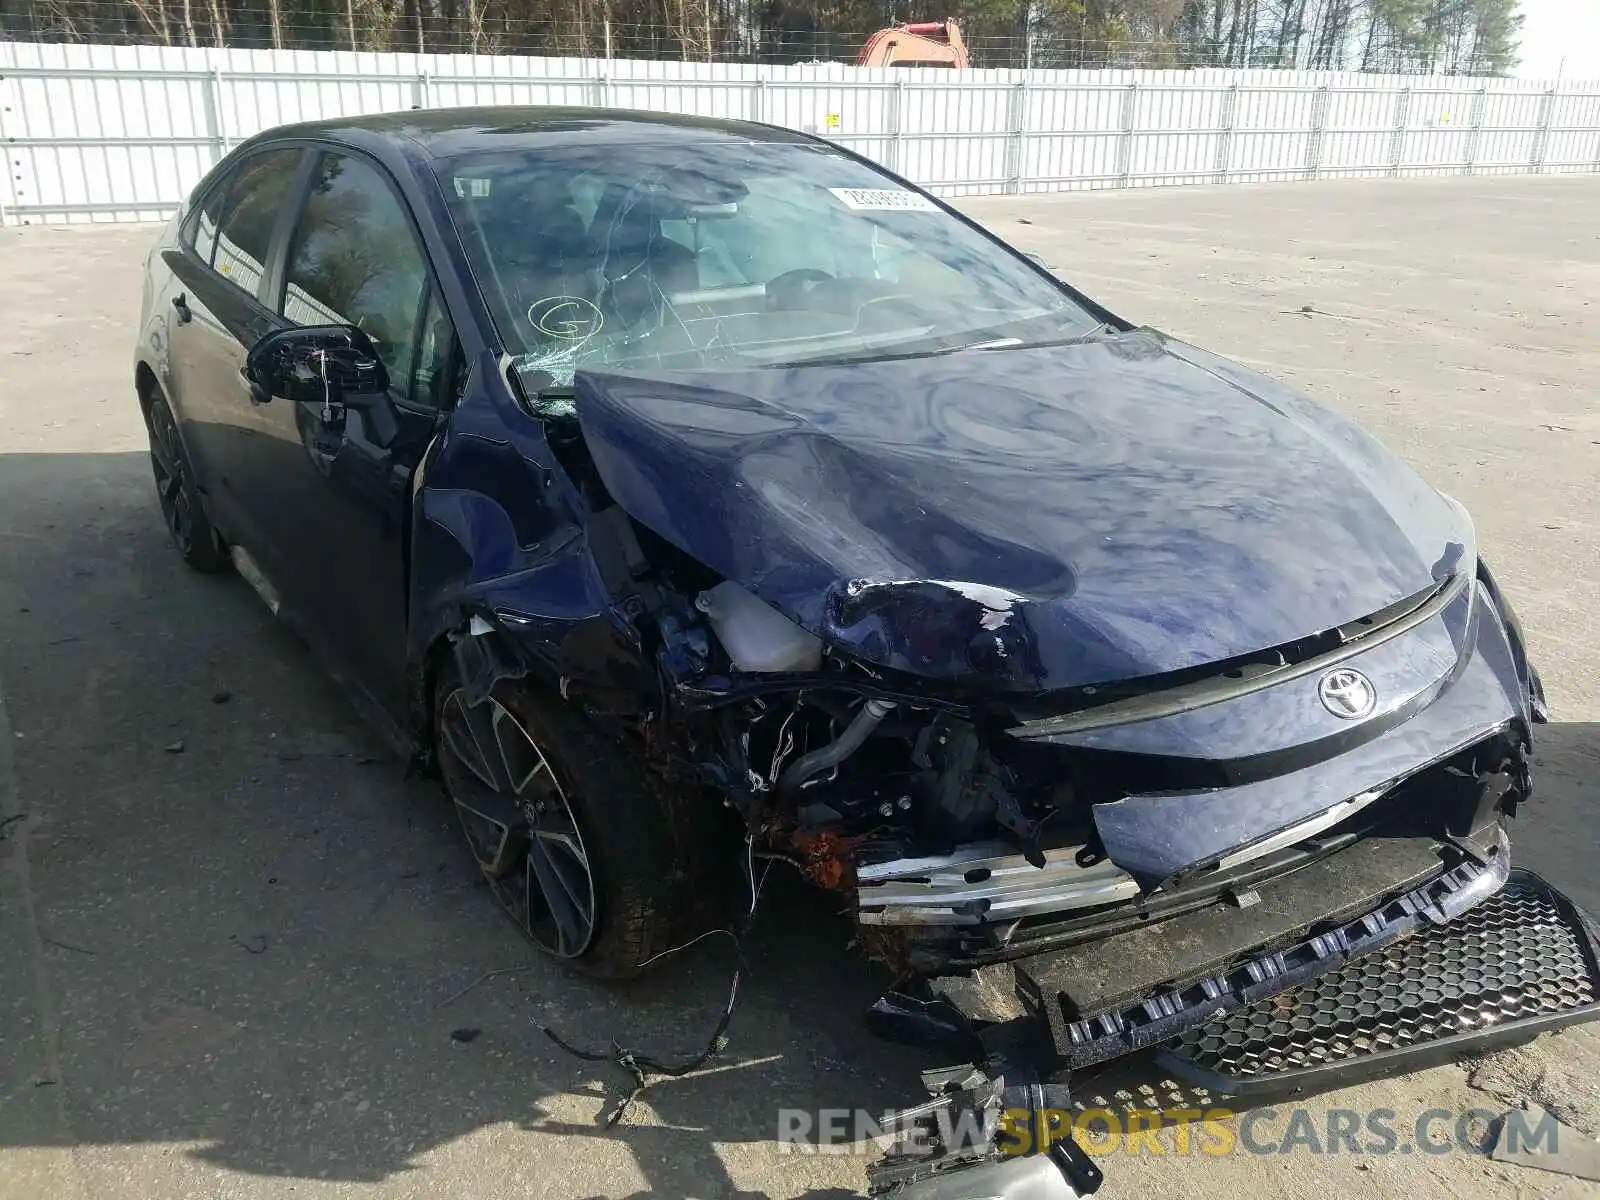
[1, 451, 1596, 1195]
[0, 450, 924, 1196]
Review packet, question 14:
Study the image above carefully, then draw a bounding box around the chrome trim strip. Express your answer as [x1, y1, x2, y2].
[857, 842, 1140, 926]
[1010, 569, 1471, 739]
[1212, 785, 1387, 872]
[858, 779, 1394, 927]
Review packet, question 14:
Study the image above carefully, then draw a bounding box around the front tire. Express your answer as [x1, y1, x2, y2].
[434, 664, 700, 979]
[143, 389, 228, 573]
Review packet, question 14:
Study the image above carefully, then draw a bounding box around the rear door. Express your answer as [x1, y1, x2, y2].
[240, 148, 457, 719]
[164, 146, 306, 549]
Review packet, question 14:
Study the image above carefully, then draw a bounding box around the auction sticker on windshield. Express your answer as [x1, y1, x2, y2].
[828, 187, 939, 212]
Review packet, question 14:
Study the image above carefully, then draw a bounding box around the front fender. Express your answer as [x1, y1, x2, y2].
[1477, 557, 1546, 723]
[404, 358, 646, 737]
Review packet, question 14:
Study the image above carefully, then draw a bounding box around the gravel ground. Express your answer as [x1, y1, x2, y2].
[1, 173, 1597, 1199]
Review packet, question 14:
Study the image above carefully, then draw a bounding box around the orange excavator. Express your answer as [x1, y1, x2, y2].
[855, 19, 970, 68]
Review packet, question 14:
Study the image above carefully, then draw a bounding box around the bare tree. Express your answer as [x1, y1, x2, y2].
[0, 0, 1523, 75]
[120, 0, 173, 42]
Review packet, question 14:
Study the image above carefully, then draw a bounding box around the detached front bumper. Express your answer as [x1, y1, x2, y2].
[863, 861, 1600, 1199]
[1161, 867, 1600, 1099]
[1032, 827, 1515, 1070]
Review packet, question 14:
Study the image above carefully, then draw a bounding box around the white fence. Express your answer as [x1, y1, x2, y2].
[3, 40, 1599, 225]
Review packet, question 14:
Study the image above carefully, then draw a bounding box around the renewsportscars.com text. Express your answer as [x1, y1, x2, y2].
[776, 1104, 1561, 1159]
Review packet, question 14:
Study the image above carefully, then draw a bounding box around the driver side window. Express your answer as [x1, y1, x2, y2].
[279, 152, 431, 405]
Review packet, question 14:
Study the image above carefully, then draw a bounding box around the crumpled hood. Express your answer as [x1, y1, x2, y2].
[573, 330, 1467, 691]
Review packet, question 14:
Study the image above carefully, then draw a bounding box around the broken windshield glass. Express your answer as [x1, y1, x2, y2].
[437, 140, 1098, 382]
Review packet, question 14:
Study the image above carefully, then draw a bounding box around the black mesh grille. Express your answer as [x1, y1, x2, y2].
[1170, 877, 1599, 1079]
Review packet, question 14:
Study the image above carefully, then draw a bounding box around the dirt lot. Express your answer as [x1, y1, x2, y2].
[2, 174, 1598, 1200]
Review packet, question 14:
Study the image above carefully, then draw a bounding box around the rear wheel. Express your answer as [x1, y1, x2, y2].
[143, 390, 228, 573]
[434, 665, 701, 979]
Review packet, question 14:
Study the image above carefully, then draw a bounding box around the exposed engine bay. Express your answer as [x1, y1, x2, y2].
[488, 372, 1545, 1000]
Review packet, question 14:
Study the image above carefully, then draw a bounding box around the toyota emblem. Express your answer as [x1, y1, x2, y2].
[1318, 667, 1377, 719]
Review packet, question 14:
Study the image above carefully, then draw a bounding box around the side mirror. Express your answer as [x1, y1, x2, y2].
[245, 325, 389, 406]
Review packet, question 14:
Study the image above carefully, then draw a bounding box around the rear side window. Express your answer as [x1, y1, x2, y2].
[212, 148, 302, 296]
[186, 175, 228, 263]
[280, 152, 432, 404]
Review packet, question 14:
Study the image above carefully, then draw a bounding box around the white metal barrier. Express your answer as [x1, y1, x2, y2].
[2, 41, 1598, 224]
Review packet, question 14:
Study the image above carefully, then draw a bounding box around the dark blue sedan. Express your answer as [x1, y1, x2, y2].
[133, 107, 1545, 1016]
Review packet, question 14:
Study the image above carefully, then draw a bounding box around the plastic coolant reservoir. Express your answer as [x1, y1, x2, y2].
[695, 581, 823, 673]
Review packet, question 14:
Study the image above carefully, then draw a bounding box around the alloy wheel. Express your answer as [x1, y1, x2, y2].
[438, 688, 598, 958]
[146, 401, 194, 555]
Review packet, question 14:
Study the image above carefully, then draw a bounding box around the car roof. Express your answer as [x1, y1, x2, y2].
[253, 105, 815, 160]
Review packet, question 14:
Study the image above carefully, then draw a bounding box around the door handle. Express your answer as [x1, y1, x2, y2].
[172, 293, 193, 325]
[239, 366, 271, 406]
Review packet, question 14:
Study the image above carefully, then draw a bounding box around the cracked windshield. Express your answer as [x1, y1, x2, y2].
[438, 137, 1098, 391]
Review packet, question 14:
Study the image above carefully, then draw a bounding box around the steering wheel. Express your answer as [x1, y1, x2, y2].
[766, 268, 836, 310]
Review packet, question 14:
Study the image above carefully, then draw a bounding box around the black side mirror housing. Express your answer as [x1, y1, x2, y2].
[246, 325, 390, 406]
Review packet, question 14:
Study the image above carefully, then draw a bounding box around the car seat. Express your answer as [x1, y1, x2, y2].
[587, 182, 699, 328]
[477, 177, 601, 343]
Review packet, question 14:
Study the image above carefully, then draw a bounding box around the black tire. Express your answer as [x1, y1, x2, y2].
[143, 389, 229, 573]
[433, 661, 705, 980]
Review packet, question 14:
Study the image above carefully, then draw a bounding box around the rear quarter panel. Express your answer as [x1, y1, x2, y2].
[133, 212, 185, 404]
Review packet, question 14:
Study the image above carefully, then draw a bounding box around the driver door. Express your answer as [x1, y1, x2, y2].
[241, 148, 455, 722]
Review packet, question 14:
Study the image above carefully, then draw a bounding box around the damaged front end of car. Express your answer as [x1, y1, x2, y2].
[415, 334, 1596, 1199]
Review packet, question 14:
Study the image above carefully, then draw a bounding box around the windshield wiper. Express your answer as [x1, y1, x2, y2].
[768, 337, 1026, 370]
[510, 366, 579, 418]
[1002, 322, 1121, 351]
[766, 323, 1119, 370]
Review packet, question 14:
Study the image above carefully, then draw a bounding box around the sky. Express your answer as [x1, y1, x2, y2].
[1516, 0, 1600, 81]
